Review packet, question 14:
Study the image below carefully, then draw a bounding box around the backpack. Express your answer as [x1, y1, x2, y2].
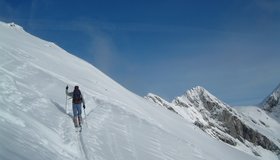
[72, 89, 82, 104]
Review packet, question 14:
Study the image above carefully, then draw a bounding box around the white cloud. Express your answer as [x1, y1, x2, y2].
[77, 21, 118, 73]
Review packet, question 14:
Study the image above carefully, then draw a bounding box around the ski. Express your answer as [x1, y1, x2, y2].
[75, 125, 82, 132]
[75, 127, 81, 132]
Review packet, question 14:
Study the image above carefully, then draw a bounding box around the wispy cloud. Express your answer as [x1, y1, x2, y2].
[75, 21, 119, 74]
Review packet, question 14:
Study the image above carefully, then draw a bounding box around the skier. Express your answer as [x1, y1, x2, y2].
[66, 85, 86, 128]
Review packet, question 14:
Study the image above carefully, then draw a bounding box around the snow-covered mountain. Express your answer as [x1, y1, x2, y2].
[261, 84, 280, 122]
[0, 21, 264, 160]
[146, 86, 280, 159]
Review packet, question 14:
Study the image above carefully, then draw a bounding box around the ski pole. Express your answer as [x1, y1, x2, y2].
[83, 108, 88, 127]
[65, 93, 68, 114]
[65, 85, 69, 114]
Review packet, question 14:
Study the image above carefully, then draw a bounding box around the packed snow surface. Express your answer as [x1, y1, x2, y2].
[0, 21, 259, 160]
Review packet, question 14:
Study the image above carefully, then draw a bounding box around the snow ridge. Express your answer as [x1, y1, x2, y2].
[0, 22, 24, 31]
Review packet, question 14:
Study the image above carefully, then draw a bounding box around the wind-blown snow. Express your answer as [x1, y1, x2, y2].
[0, 21, 259, 160]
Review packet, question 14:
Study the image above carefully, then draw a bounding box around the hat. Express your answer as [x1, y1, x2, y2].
[74, 86, 79, 90]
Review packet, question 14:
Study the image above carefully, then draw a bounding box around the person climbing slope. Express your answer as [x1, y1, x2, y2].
[66, 85, 86, 128]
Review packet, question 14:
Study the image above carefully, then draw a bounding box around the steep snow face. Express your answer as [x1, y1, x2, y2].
[147, 86, 280, 159]
[0, 21, 261, 160]
[262, 84, 280, 122]
[236, 106, 280, 149]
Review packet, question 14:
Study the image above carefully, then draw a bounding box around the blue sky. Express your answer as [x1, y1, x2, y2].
[1, 0, 280, 106]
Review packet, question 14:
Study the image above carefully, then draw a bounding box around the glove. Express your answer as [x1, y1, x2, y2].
[83, 104, 86, 109]
[66, 85, 68, 90]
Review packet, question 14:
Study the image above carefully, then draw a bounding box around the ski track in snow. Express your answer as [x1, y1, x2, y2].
[60, 99, 90, 160]
[73, 115, 91, 160]
[77, 129, 90, 160]
[0, 43, 90, 160]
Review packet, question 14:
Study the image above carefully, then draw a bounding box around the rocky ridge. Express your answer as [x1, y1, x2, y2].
[262, 84, 280, 121]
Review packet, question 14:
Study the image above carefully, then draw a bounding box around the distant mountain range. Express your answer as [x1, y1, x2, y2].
[146, 85, 280, 158]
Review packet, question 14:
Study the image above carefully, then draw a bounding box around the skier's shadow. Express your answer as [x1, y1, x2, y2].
[51, 100, 73, 118]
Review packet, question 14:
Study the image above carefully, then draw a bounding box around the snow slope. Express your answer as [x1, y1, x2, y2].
[0, 21, 259, 160]
[236, 106, 280, 146]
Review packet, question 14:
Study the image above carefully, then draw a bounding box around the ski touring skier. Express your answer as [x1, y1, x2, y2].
[66, 85, 86, 131]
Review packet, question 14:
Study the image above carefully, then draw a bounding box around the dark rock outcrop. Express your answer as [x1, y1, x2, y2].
[225, 115, 279, 154]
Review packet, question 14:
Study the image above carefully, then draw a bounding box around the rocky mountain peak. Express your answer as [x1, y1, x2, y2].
[184, 86, 210, 101]
[176, 86, 233, 116]
[186, 86, 206, 95]
[262, 83, 280, 112]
